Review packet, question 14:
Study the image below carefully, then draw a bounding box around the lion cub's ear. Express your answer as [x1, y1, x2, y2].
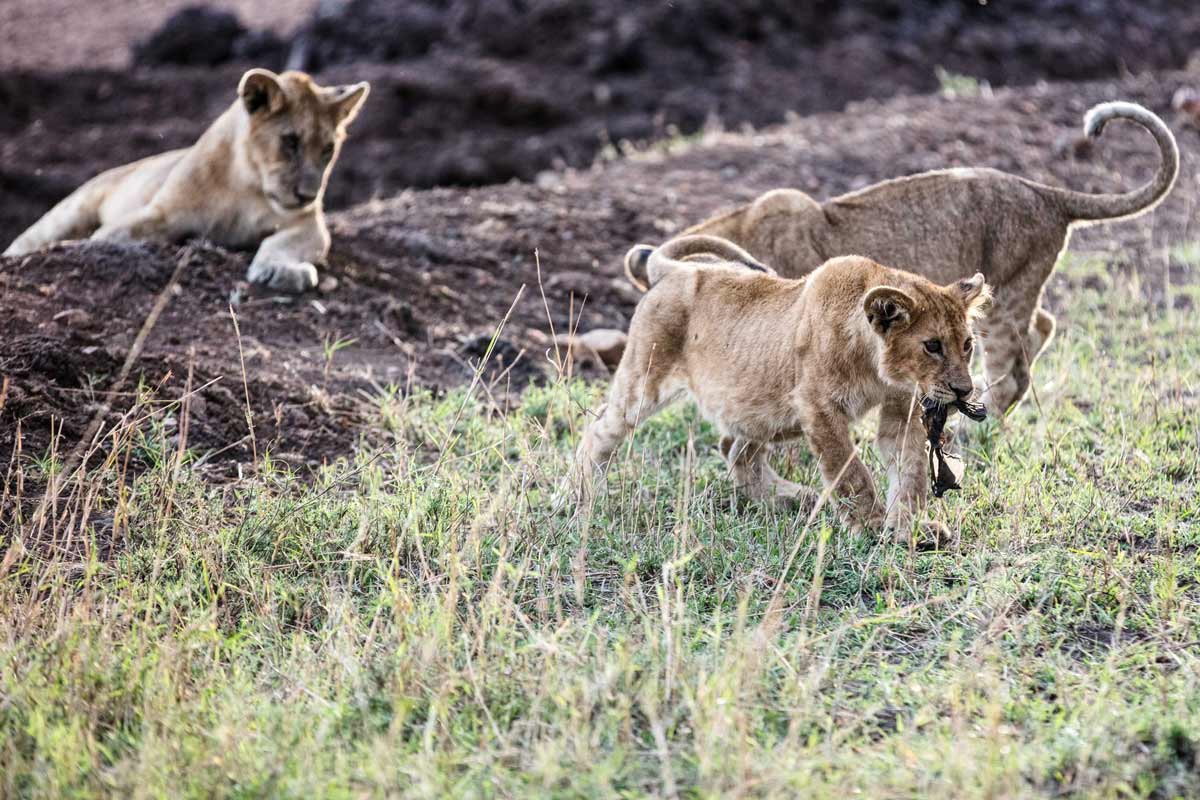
[239, 69, 286, 115]
[324, 82, 371, 127]
[863, 286, 915, 336]
[955, 272, 992, 317]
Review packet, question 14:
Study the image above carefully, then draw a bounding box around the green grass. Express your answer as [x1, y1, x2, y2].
[1170, 241, 1200, 269]
[934, 67, 990, 100]
[2, 258, 1198, 798]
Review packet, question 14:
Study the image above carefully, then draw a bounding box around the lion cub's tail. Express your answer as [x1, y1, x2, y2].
[1048, 101, 1179, 223]
[623, 244, 656, 292]
[623, 204, 756, 292]
[626, 235, 772, 290]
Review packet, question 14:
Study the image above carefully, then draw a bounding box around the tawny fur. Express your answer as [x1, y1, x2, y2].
[625, 101, 1177, 414]
[581, 235, 991, 538]
[3, 69, 369, 292]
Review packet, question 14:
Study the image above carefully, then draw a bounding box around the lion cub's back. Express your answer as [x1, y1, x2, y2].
[650, 267, 805, 392]
[820, 168, 1053, 283]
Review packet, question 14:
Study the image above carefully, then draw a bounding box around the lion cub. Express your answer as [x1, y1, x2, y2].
[4, 69, 369, 292]
[579, 235, 990, 536]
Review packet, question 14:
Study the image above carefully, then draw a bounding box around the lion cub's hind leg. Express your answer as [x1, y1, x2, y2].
[980, 252, 1059, 414]
[574, 337, 681, 501]
[980, 316, 1037, 415]
[4, 180, 110, 256]
[92, 205, 175, 245]
[719, 436, 818, 512]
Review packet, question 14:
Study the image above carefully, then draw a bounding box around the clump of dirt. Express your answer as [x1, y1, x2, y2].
[3, 67, 1197, 476]
[132, 6, 288, 69]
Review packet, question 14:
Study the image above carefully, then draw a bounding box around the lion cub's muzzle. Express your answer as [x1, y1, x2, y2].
[928, 374, 975, 405]
[925, 384, 959, 405]
[295, 168, 324, 205]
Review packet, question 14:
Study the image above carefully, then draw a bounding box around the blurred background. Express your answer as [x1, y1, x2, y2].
[3, 0, 1199, 247]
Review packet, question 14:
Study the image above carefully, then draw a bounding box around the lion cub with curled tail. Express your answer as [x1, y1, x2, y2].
[579, 235, 990, 537]
[625, 102, 1177, 414]
[4, 69, 369, 292]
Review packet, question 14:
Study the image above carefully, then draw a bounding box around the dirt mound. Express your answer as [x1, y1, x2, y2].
[132, 5, 288, 69]
[286, 0, 1198, 88]
[3, 67, 1198, 475]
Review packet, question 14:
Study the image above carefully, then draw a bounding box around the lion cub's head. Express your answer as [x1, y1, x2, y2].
[863, 272, 990, 405]
[237, 68, 370, 214]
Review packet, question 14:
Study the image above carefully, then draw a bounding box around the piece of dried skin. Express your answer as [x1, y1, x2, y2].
[921, 397, 986, 497]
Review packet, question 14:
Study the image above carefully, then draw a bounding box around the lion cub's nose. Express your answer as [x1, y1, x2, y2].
[952, 384, 973, 400]
[295, 189, 317, 205]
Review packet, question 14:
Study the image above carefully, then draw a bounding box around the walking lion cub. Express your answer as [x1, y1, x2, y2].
[4, 69, 369, 292]
[578, 235, 990, 537]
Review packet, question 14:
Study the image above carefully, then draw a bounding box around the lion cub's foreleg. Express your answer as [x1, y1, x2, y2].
[875, 396, 937, 541]
[92, 205, 175, 244]
[800, 404, 885, 532]
[246, 217, 331, 292]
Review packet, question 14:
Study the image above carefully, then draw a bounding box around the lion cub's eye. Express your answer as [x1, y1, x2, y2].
[280, 133, 300, 153]
[963, 337, 974, 354]
[923, 339, 943, 355]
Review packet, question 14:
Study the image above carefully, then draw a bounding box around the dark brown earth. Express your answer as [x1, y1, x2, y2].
[3, 66, 1198, 476]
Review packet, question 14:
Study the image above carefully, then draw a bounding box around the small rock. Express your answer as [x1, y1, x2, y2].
[318, 275, 339, 294]
[51, 308, 92, 327]
[396, 231, 450, 262]
[555, 328, 628, 371]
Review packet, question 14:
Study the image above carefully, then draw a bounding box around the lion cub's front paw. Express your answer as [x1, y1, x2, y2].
[889, 518, 952, 548]
[247, 261, 319, 292]
[846, 507, 887, 537]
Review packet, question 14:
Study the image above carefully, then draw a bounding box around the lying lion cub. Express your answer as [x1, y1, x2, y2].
[625, 102, 1177, 414]
[578, 235, 990, 537]
[4, 69, 369, 292]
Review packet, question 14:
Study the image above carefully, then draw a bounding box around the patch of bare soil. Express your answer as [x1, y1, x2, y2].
[3, 67, 1198, 476]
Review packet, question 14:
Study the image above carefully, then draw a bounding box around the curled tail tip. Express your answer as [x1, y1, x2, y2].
[1063, 99, 1179, 222]
[623, 244, 653, 292]
[1083, 100, 1162, 139]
